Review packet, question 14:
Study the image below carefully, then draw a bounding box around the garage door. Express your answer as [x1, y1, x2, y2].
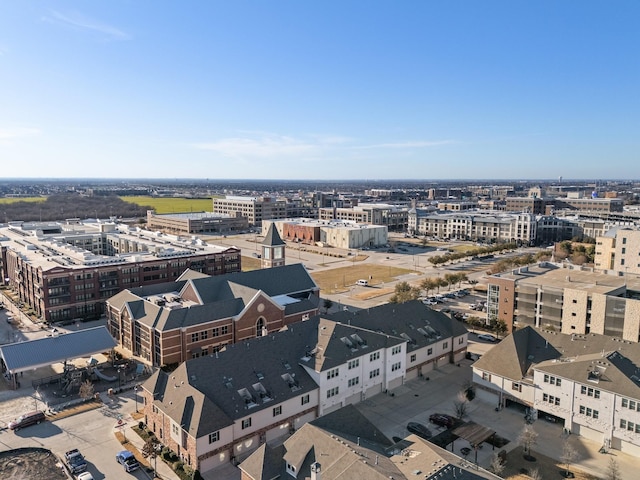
[436, 355, 450, 368]
[572, 424, 601, 443]
[199, 449, 232, 472]
[365, 383, 383, 398]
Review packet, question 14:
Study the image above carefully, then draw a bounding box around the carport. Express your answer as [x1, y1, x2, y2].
[0, 326, 117, 389]
[451, 421, 497, 465]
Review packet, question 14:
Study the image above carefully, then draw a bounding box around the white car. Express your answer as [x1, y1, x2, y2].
[477, 333, 497, 342]
[77, 473, 94, 480]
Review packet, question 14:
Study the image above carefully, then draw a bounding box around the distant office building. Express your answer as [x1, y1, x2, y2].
[318, 203, 408, 231]
[146, 210, 248, 235]
[213, 195, 287, 226]
[0, 221, 240, 323]
[262, 218, 388, 250]
[505, 196, 549, 215]
[555, 197, 624, 213]
[436, 200, 478, 211]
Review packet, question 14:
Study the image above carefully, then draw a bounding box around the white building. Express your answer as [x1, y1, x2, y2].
[472, 326, 640, 456]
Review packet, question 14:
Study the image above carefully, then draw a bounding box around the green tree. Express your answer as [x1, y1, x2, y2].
[322, 298, 334, 314]
[389, 281, 420, 304]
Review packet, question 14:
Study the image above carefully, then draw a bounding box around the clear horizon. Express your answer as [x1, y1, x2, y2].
[1, 2, 639, 180]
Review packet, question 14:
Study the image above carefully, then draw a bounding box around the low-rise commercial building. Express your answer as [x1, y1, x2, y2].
[318, 203, 408, 231]
[146, 210, 249, 235]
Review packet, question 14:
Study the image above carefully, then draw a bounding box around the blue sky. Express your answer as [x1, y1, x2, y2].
[1, 1, 638, 180]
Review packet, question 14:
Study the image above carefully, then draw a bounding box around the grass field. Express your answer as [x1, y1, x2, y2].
[310, 264, 415, 294]
[241, 256, 262, 271]
[119, 196, 213, 214]
[0, 197, 46, 204]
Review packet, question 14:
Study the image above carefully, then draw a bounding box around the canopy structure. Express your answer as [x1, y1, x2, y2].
[452, 421, 496, 447]
[0, 326, 117, 375]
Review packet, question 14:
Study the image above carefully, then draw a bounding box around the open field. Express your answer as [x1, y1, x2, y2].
[241, 256, 262, 271]
[119, 195, 213, 214]
[310, 264, 415, 294]
[0, 197, 46, 204]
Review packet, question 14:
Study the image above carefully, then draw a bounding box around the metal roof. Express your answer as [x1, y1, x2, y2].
[0, 326, 117, 373]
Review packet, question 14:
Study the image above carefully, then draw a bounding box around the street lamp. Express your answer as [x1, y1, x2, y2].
[134, 385, 138, 413]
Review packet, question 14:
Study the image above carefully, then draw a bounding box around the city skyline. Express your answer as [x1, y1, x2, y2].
[1, 1, 639, 180]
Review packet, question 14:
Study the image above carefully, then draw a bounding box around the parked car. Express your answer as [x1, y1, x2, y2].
[116, 450, 140, 473]
[477, 333, 497, 342]
[429, 413, 456, 428]
[407, 422, 432, 440]
[77, 473, 94, 480]
[8, 410, 46, 431]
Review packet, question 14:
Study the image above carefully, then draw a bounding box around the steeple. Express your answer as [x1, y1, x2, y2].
[261, 223, 286, 268]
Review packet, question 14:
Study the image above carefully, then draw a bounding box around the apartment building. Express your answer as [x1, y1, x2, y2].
[486, 263, 640, 342]
[595, 227, 640, 276]
[0, 221, 240, 323]
[472, 326, 640, 456]
[105, 263, 320, 366]
[139, 302, 468, 474]
[146, 210, 248, 235]
[213, 196, 287, 226]
[318, 203, 408, 231]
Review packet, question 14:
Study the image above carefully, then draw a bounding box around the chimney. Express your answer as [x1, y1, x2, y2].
[311, 462, 321, 480]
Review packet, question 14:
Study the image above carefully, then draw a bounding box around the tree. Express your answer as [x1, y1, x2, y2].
[322, 298, 333, 313]
[142, 436, 162, 478]
[79, 379, 95, 401]
[518, 424, 538, 460]
[489, 453, 505, 475]
[560, 439, 580, 478]
[420, 278, 438, 297]
[529, 468, 543, 480]
[605, 457, 622, 480]
[453, 390, 468, 419]
[462, 381, 476, 401]
[389, 281, 420, 304]
[444, 273, 457, 290]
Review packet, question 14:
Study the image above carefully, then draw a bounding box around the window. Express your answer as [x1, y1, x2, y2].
[543, 374, 561, 386]
[458, 337, 464, 344]
[327, 387, 339, 398]
[391, 362, 402, 372]
[326, 368, 339, 380]
[348, 377, 359, 387]
[201, 330, 208, 340]
[410, 354, 416, 362]
[369, 368, 380, 379]
[392, 345, 402, 355]
[221, 325, 228, 335]
[512, 382, 521, 392]
[172, 424, 180, 436]
[542, 394, 560, 406]
[581, 386, 600, 398]
[443, 342, 449, 349]
[482, 372, 491, 381]
[427, 348, 433, 355]
[191, 332, 199, 342]
[348, 359, 360, 369]
[209, 431, 219, 444]
[301, 394, 310, 405]
[242, 418, 252, 429]
[273, 406, 282, 417]
[370, 352, 380, 362]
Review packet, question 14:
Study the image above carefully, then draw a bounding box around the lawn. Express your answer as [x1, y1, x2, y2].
[119, 196, 213, 214]
[0, 197, 46, 204]
[310, 264, 415, 294]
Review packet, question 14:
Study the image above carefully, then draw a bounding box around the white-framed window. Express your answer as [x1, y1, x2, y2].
[482, 372, 491, 381]
[370, 351, 380, 361]
[580, 386, 600, 398]
[369, 368, 380, 379]
[301, 394, 310, 405]
[410, 354, 416, 362]
[348, 377, 359, 387]
[392, 345, 402, 355]
[326, 368, 339, 380]
[348, 359, 359, 369]
[327, 387, 339, 398]
[391, 362, 401, 372]
[208, 431, 219, 444]
[273, 406, 282, 417]
[242, 418, 252, 429]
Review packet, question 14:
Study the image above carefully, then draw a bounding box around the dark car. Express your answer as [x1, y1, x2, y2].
[8, 410, 46, 431]
[407, 422, 432, 440]
[429, 413, 456, 428]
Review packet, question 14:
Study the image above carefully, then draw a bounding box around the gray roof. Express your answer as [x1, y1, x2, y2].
[327, 300, 468, 353]
[474, 326, 640, 398]
[142, 316, 407, 439]
[262, 223, 285, 247]
[0, 326, 117, 373]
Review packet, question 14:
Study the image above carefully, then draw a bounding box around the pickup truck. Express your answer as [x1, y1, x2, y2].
[64, 448, 88, 474]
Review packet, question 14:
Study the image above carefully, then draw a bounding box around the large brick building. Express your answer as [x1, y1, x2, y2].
[0, 221, 240, 323]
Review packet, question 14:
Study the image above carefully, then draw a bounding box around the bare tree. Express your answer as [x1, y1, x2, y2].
[142, 436, 162, 477]
[560, 438, 580, 478]
[79, 380, 95, 401]
[529, 468, 543, 480]
[605, 457, 622, 480]
[518, 424, 538, 460]
[453, 390, 468, 419]
[489, 453, 505, 475]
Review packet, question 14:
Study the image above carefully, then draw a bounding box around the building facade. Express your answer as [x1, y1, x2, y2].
[0, 221, 240, 323]
[213, 196, 287, 226]
[146, 210, 249, 235]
